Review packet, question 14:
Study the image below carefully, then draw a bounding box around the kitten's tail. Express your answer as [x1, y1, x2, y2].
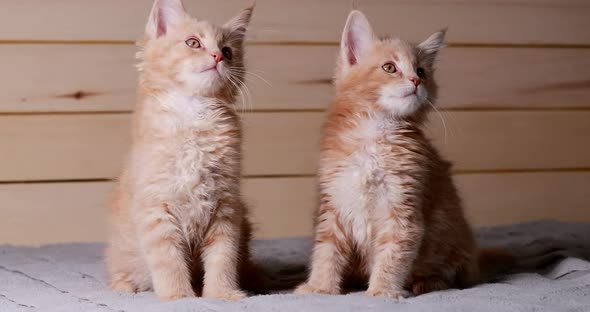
[459, 247, 515, 288]
[477, 248, 516, 282]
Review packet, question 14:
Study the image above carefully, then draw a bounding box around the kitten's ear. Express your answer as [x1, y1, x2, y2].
[340, 10, 375, 67]
[418, 29, 447, 67]
[223, 4, 255, 42]
[145, 0, 186, 39]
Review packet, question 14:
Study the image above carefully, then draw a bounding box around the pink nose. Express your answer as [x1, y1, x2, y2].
[409, 77, 421, 87]
[211, 52, 223, 63]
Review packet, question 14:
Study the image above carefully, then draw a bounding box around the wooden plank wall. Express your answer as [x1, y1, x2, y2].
[1, 0, 589, 245]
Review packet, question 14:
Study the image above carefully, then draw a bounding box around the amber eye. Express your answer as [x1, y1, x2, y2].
[222, 47, 233, 60]
[417, 67, 426, 79]
[382, 63, 397, 73]
[185, 38, 201, 48]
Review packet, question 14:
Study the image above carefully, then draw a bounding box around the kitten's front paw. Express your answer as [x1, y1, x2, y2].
[294, 282, 339, 295]
[159, 292, 194, 302]
[110, 279, 137, 293]
[157, 287, 195, 301]
[203, 288, 247, 301]
[366, 288, 411, 299]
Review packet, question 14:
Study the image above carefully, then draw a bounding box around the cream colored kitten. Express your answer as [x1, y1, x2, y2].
[105, 0, 256, 301]
[296, 10, 513, 298]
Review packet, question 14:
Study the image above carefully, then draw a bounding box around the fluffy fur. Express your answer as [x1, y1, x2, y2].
[296, 10, 511, 298]
[105, 0, 256, 301]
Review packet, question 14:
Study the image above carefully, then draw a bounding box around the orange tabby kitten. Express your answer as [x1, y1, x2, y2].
[105, 0, 255, 301]
[296, 11, 511, 298]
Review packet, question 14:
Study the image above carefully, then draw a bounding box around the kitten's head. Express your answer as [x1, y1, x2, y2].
[336, 10, 445, 120]
[137, 0, 253, 99]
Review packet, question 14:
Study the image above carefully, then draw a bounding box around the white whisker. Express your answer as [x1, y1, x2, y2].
[227, 75, 247, 112]
[228, 74, 253, 113]
[426, 98, 449, 146]
[227, 67, 272, 86]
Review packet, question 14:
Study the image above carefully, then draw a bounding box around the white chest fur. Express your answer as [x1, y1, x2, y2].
[132, 92, 238, 232]
[156, 91, 217, 131]
[323, 116, 403, 248]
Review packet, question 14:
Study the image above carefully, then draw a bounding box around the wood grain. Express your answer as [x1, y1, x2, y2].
[2, 171, 588, 245]
[0, 111, 589, 181]
[1, 44, 137, 113]
[1, 0, 589, 45]
[2, 44, 590, 113]
[0, 112, 325, 180]
[0, 178, 316, 245]
[457, 171, 590, 226]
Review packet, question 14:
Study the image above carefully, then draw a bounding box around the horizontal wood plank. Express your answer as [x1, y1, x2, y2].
[2, 171, 588, 245]
[428, 111, 590, 173]
[457, 172, 590, 226]
[0, 178, 316, 245]
[1, 1, 589, 45]
[3, 45, 590, 113]
[0, 112, 325, 180]
[0, 111, 589, 181]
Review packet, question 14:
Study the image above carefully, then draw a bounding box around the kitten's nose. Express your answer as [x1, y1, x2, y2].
[409, 77, 421, 87]
[211, 52, 223, 64]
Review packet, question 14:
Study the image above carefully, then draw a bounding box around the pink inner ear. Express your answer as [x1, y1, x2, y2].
[156, 9, 167, 37]
[346, 33, 358, 65]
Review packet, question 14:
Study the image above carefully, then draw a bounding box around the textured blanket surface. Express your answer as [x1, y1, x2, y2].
[1, 220, 589, 312]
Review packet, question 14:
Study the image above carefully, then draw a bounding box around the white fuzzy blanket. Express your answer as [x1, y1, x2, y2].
[1, 220, 589, 312]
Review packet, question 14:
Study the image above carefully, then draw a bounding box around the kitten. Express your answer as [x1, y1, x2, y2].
[296, 10, 512, 298]
[105, 0, 256, 301]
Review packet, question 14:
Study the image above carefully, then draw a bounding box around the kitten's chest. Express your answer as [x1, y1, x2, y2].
[331, 118, 397, 191]
[138, 94, 241, 201]
[322, 119, 402, 244]
[168, 119, 240, 193]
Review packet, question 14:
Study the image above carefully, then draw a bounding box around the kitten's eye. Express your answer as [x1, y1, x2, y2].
[417, 67, 426, 79]
[382, 63, 397, 74]
[185, 38, 201, 49]
[222, 47, 233, 60]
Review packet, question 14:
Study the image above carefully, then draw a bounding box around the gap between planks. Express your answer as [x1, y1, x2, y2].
[3, 107, 590, 116]
[1, 168, 590, 185]
[1, 40, 590, 50]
